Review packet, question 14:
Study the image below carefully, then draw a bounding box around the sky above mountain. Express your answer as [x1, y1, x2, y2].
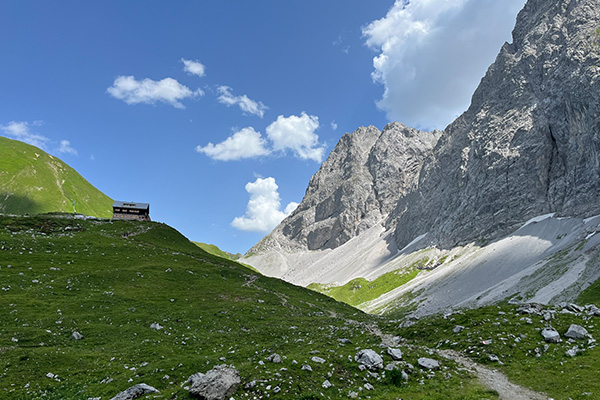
[0, 0, 526, 254]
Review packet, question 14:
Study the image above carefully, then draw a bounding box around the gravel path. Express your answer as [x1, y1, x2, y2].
[438, 350, 549, 400]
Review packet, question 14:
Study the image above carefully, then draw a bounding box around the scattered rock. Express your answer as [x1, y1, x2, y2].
[364, 383, 374, 391]
[311, 356, 326, 364]
[417, 357, 440, 370]
[566, 304, 584, 313]
[267, 353, 282, 363]
[565, 324, 589, 340]
[301, 364, 312, 372]
[355, 349, 384, 370]
[187, 365, 240, 400]
[338, 338, 352, 344]
[387, 347, 403, 361]
[150, 322, 163, 330]
[453, 325, 465, 333]
[322, 379, 332, 389]
[402, 370, 409, 382]
[72, 331, 83, 341]
[109, 383, 159, 400]
[565, 346, 580, 357]
[541, 327, 561, 343]
[587, 305, 600, 317]
[518, 304, 542, 315]
[385, 363, 398, 371]
[488, 354, 502, 364]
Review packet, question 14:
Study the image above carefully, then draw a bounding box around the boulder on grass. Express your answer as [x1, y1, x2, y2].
[565, 324, 588, 340]
[541, 327, 561, 343]
[417, 357, 440, 370]
[188, 365, 240, 400]
[355, 349, 383, 370]
[109, 383, 159, 400]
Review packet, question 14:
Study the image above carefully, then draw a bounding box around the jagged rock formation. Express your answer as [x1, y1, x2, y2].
[391, 0, 600, 250]
[250, 123, 440, 253]
[250, 0, 600, 257]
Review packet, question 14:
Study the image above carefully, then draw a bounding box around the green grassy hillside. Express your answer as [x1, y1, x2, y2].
[0, 214, 496, 400]
[0, 136, 113, 218]
[192, 241, 237, 260]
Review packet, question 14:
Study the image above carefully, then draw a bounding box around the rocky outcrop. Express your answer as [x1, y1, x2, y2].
[187, 364, 240, 400]
[250, 0, 600, 258]
[391, 0, 600, 249]
[249, 123, 440, 253]
[109, 383, 159, 400]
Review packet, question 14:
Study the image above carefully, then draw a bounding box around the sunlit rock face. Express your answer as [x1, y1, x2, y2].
[251, 0, 600, 256]
[391, 0, 600, 250]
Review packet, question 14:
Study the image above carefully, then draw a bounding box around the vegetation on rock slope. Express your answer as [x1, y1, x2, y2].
[0, 214, 496, 400]
[0, 136, 113, 218]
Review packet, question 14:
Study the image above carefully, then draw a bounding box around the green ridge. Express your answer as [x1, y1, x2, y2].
[0, 136, 113, 218]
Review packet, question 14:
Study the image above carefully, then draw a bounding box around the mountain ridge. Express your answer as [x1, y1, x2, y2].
[244, 0, 600, 314]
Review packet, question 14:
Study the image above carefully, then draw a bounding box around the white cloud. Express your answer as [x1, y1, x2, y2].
[266, 113, 325, 162]
[231, 177, 297, 233]
[331, 120, 338, 130]
[107, 75, 203, 108]
[1, 121, 78, 156]
[195, 127, 270, 161]
[58, 140, 78, 156]
[1, 121, 49, 149]
[181, 58, 206, 77]
[363, 0, 526, 130]
[217, 86, 267, 118]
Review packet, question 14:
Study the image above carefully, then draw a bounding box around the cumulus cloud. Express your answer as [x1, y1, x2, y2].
[1, 121, 49, 149]
[231, 177, 298, 233]
[58, 140, 78, 156]
[107, 75, 203, 108]
[266, 113, 325, 162]
[181, 58, 206, 77]
[195, 127, 270, 161]
[217, 86, 267, 118]
[363, 0, 526, 130]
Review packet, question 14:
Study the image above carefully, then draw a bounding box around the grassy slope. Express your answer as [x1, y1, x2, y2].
[0, 136, 113, 218]
[0, 215, 494, 400]
[192, 241, 234, 260]
[392, 302, 600, 400]
[308, 269, 419, 308]
[308, 256, 430, 308]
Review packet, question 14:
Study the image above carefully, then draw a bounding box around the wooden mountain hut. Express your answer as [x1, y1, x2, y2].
[112, 201, 151, 221]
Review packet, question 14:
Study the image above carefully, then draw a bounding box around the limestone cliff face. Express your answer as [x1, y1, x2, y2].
[251, 0, 600, 256]
[391, 0, 600, 249]
[249, 123, 440, 253]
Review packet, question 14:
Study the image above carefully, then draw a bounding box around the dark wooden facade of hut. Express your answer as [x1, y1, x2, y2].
[112, 201, 151, 221]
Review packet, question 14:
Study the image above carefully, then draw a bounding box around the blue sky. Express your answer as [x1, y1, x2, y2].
[0, 0, 526, 254]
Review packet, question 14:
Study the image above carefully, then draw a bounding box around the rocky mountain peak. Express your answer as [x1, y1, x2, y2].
[249, 123, 440, 253]
[250, 0, 600, 258]
[391, 0, 600, 250]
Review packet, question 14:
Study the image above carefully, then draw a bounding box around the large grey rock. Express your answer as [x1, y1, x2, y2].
[565, 324, 589, 340]
[417, 357, 440, 370]
[109, 383, 159, 400]
[188, 365, 240, 400]
[355, 349, 384, 370]
[386, 347, 403, 361]
[541, 327, 561, 343]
